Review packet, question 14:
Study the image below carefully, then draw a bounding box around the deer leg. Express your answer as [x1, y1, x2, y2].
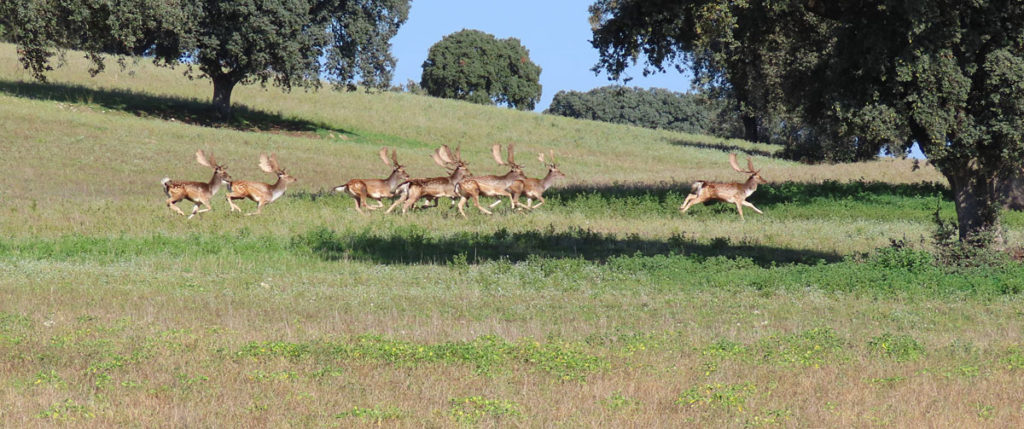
[473, 194, 492, 215]
[246, 200, 265, 216]
[531, 196, 545, 209]
[735, 202, 745, 221]
[385, 193, 406, 214]
[227, 195, 243, 212]
[369, 199, 384, 209]
[352, 196, 366, 215]
[188, 203, 201, 219]
[166, 199, 187, 216]
[457, 197, 469, 218]
[742, 200, 764, 214]
[680, 194, 701, 213]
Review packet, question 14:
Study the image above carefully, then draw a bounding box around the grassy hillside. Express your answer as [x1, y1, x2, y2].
[2, 44, 1024, 427]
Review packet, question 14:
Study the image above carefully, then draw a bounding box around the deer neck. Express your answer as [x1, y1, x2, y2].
[208, 172, 225, 195]
[450, 168, 467, 184]
[541, 170, 560, 190]
[499, 169, 522, 184]
[386, 169, 405, 190]
[743, 175, 760, 196]
[269, 175, 291, 202]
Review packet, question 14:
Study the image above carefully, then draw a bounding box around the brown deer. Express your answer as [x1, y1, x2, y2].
[386, 145, 471, 214]
[333, 147, 410, 214]
[679, 153, 767, 220]
[455, 144, 526, 217]
[508, 151, 566, 210]
[161, 150, 232, 219]
[225, 153, 297, 215]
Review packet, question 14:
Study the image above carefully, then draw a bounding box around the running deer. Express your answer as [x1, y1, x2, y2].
[161, 149, 232, 219]
[386, 145, 471, 214]
[455, 144, 526, 217]
[226, 153, 297, 215]
[679, 153, 767, 220]
[509, 150, 566, 210]
[334, 147, 409, 214]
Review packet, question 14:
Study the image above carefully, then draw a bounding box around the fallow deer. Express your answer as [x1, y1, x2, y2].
[161, 149, 232, 219]
[679, 153, 767, 220]
[333, 148, 409, 214]
[225, 153, 297, 215]
[386, 145, 471, 214]
[455, 144, 526, 217]
[509, 151, 566, 210]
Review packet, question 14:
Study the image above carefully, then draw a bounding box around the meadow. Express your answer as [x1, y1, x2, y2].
[2, 44, 1024, 427]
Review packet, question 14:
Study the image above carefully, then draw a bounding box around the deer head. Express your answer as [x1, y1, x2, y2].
[380, 147, 408, 178]
[538, 150, 566, 180]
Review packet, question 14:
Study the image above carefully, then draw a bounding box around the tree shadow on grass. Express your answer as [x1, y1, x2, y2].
[547, 180, 951, 208]
[293, 226, 841, 267]
[668, 138, 780, 158]
[0, 79, 353, 138]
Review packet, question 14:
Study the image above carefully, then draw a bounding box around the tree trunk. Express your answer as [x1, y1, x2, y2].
[741, 113, 761, 143]
[212, 75, 237, 119]
[946, 168, 1004, 245]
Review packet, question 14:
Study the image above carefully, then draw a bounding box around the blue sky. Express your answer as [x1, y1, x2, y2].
[389, 0, 693, 112]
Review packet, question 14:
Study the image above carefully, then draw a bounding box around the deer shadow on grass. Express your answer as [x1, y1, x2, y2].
[293, 226, 842, 267]
[0, 79, 353, 137]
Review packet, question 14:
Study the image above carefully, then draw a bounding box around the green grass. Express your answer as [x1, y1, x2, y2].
[2, 42, 1024, 427]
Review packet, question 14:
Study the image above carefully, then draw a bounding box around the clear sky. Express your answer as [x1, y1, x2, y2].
[389, 0, 693, 112]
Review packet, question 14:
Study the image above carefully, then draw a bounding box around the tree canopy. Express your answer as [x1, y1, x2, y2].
[590, 0, 1024, 243]
[1, 0, 411, 117]
[420, 29, 542, 111]
[545, 85, 741, 137]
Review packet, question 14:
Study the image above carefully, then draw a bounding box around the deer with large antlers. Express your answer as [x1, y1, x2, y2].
[333, 148, 410, 214]
[161, 150, 232, 219]
[508, 150, 566, 210]
[225, 153, 297, 215]
[386, 145, 471, 214]
[679, 153, 767, 220]
[455, 144, 526, 217]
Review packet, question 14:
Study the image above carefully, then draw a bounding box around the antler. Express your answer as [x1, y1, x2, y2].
[507, 143, 515, 165]
[729, 153, 745, 173]
[437, 145, 454, 164]
[538, 152, 545, 164]
[491, 144, 506, 166]
[728, 153, 757, 174]
[379, 147, 392, 167]
[391, 149, 399, 167]
[259, 153, 281, 174]
[548, 150, 556, 166]
[196, 149, 216, 169]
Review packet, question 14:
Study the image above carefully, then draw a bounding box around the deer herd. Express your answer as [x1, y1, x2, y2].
[163, 146, 766, 220]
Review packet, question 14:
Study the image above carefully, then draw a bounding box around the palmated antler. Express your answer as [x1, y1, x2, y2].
[379, 147, 392, 167]
[259, 153, 282, 174]
[729, 153, 757, 174]
[391, 149, 400, 167]
[196, 149, 220, 169]
[491, 144, 506, 166]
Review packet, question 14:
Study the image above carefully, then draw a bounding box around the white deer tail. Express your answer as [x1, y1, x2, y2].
[690, 181, 706, 194]
[333, 184, 348, 193]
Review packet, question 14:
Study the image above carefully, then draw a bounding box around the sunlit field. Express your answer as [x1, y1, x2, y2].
[2, 44, 1024, 427]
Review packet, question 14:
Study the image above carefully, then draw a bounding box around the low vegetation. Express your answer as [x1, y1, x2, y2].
[1, 44, 1023, 426]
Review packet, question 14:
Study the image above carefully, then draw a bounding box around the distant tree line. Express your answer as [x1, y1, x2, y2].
[544, 86, 743, 138]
